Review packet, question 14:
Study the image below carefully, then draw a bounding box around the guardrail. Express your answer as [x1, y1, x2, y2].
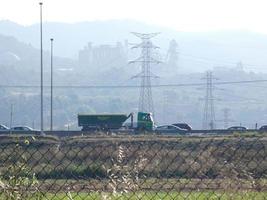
[188, 129, 259, 135]
[0, 129, 262, 138]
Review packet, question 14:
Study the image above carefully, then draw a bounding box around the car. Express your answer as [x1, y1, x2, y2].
[172, 123, 192, 131]
[227, 126, 247, 131]
[0, 124, 9, 131]
[155, 125, 188, 135]
[11, 126, 35, 131]
[259, 125, 267, 132]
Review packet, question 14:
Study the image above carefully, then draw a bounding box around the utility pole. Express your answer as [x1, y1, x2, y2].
[50, 38, 54, 131]
[129, 32, 161, 115]
[202, 71, 217, 130]
[39, 2, 44, 134]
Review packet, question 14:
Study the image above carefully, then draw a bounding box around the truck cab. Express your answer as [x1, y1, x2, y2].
[137, 112, 154, 131]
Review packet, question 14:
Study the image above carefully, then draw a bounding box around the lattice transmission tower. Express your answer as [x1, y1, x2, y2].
[202, 71, 217, 130]
[129, 32, 161, 114]
[223, 108, 230, 129]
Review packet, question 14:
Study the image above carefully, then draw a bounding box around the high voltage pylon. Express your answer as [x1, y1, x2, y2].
[223, 108, 230, 128]
[221, 108, 235, 129]
[202, 71, 217, 130]
[129, 32, 161, 115]
[216, 108, 235, 129]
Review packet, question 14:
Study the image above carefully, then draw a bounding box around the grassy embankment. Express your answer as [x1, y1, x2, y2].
[0, 134, 266, 199]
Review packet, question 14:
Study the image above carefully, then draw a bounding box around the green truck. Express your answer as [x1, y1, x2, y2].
[78, 112, 154, 132]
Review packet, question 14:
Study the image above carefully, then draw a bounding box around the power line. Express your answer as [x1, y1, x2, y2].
[2, 79, 267, 89]
[218, 89, 260, 102]
[179, 52, 267, 68]
[180, 53, 237, 66]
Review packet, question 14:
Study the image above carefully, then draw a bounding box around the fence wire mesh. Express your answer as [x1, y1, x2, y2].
[0, 134, 266, 199]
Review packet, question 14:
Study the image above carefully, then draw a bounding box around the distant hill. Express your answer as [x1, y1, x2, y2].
[0, 20, 166, 58]
[0, 34, 37, 63]
[0, 33, 76, 85]
[1, 20, 267, 72]
[1, 21, 267, 128]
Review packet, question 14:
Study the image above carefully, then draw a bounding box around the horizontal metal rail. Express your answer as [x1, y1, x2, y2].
[0, 129, 263, 138]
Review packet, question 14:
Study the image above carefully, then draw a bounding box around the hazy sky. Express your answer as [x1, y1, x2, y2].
[1, 0, 267, 33]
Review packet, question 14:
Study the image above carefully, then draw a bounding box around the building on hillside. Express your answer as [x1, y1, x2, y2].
[78, 42, 127, 71]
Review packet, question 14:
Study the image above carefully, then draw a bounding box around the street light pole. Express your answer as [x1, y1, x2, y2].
[50, 38, 54, 131]
[39, 2, 44, 134]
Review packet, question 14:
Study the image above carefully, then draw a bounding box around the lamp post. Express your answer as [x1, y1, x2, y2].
[50, 38, 54, 131]
[39, 2, 44, 134]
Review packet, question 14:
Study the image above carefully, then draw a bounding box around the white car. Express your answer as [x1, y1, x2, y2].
[155, 125, 188, 135]
[0, 124, 9, 131]
[11, 126, 35, 131]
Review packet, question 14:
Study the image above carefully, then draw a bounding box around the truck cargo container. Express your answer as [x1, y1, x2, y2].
[78, 112, 154, 132]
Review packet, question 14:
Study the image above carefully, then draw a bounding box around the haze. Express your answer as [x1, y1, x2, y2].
[1, 0, 267, 130]
[1, 0, 267, 33]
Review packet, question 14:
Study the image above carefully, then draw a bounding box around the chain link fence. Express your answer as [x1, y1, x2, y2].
[0, 134, 266, 199]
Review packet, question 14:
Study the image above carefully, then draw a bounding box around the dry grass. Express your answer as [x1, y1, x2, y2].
[0, 135, 266, 196]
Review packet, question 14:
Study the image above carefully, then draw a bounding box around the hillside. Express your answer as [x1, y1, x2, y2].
[0, 20, 267, 129]
[1, 20, 267, 73]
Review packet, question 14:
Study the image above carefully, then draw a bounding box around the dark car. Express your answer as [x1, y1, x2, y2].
[259, 125, 267, 132]
[227, 126, 247, 131]
[172, 123, 192, 131]
[155, 125, 188, 135]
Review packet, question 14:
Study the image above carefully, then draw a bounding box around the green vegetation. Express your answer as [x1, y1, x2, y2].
[36, 164, 105, 179]
[0, 134, 59, 145]
[0, 135, 267, 181]
[0, 135, 266, 199]
[0, 191, 267, 200]
[0, 138, 43, 200]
